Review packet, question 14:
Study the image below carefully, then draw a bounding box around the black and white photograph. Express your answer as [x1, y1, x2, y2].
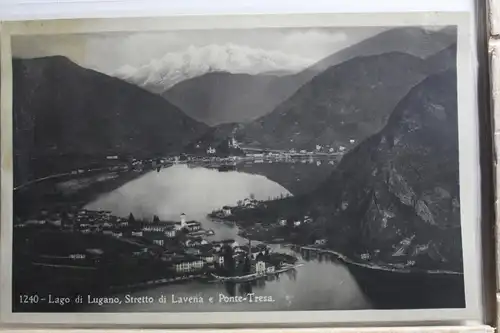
[0, 13, 483, 325]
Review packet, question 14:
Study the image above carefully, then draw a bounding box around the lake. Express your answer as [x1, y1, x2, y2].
[83, 164, 372, 311]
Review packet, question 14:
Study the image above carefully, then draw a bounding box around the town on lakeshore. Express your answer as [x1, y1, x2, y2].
[11, 23, 467, 315]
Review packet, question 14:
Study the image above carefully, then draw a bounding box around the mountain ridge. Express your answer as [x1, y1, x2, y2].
[234, 48, 456, 151]
[13, 56, 208, 186]
[160, 27, 456, 126]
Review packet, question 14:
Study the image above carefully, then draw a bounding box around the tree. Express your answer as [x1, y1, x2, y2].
[153, 215, 160, 223]
[128, 213, 136, 224]
[223, 245, 235, 276]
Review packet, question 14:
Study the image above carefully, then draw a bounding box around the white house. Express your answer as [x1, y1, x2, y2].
[164, 228, 176, 238]
[349, 139, 355, 144]
[143, 226, 166, 232]
[174, 258, 205, 273]
[315, 145, 322, 151]
[153, 239, 164, 246]
[186, 221, 202, 232]
[112, 232, 123, 238]
[256, 261, 266, 274]
[222, 207, 232, 216]
[69, 254, 86, 260]
[314, 239, 327, 245]
[266, 266, 275, 273]
[293, 220, 302, 227]
[234, 247, 246, 255]
[278, 219, 287, 226]
[360, 253, 371, 260]
[207, 147, 216, 155]
[329, 147, 335, 153]
[215, 255, 225, 265]
[132, 231, 143, 237]
[339, 146, 346, 152]
[202, 253, 215, 264]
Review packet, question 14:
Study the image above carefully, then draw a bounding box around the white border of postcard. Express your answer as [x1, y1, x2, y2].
[0, 11, 484, 326]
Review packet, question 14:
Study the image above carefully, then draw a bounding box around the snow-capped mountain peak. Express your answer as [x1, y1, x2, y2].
[113, 43, 315, 92]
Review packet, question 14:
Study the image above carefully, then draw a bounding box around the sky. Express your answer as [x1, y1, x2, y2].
[11, 27, 386, 76]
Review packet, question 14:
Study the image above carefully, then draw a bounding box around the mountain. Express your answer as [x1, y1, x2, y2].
[13, 56, 208, 186]
[304, 26, 456, 76]
[161, 27, 456, 126]
[315, 69, 461, 272]
[231, 68, 461, 272]
[114, 43, 313, 93]
[236, 50, 445, 151]
[162, 72, 300, 125]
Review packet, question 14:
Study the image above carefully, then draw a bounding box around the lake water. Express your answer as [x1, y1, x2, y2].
[84, 164, 371, 311]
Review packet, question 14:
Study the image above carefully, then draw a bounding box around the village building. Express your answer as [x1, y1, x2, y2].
[228, 137, 240, 149]
[69, 254, 86, 260]
[186, 246, 203, 255]
[360, 253, 371, 260]
[303, 216, 313, 224]
[222, 206, 232, 216]
[215, 254, 225, 265]
[164, 226, 176, 238]
[153, 239, 164, 246]
[185, 221, 202, 232]
[201, 251, 215, 264]
[173, 256, 205, 273]
[143, 226, 165, 232]
[314, 239, 327, 246]
[255, 261, 266, 274]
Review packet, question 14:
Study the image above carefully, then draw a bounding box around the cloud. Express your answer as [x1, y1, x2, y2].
[12, 27, 374, 77]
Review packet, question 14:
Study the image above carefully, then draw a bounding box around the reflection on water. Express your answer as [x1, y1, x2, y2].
[84, 164, 372, 311]
[86, 164, 290, 222]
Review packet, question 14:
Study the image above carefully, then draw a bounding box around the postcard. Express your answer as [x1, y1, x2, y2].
[0, 12, 484, 326]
